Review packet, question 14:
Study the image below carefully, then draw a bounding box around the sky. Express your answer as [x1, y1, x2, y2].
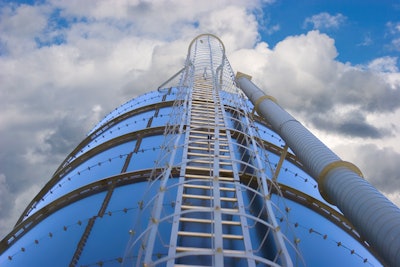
[0, 0, 399, 240]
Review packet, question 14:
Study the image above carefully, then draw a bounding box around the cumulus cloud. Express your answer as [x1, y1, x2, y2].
[0, 0, 267, 239]
[230, 30, 400, 140]
[303, 12, 347, 30]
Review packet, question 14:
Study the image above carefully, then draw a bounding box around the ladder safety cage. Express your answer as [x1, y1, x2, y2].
[126, 34, 300, 267]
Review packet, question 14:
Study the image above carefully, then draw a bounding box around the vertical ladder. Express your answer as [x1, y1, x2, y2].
[136, 34, 293, 267]
[167, 74, 256, 267]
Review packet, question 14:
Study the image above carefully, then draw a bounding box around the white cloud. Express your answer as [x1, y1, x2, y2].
[0, 3, 49, 55]
[0, 175, 10, 213]
[232, 30, 340, 111]
[304, 12, 346, 30]
[386, 21, 400, 35]
[358, 33, 373, 47]
[385, 22, 400, 51]
[0, 0, 266, 239]
[368, 56, 398, 73]
[391, 38, 400, 51]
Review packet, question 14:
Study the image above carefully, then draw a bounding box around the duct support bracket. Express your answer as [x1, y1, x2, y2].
[318, 160, 363, 204]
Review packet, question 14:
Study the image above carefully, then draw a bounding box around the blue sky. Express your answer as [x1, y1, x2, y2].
[0, 0, 399, 241]
[263, 0, 400, 66]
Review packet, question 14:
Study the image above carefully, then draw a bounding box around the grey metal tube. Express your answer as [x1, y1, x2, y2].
[236, 74, 400, 267]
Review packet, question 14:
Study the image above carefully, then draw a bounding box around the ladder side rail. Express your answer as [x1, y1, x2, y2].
[142, 69, 193, 265]
[206, 36, 224, 266]
[215, 67, 256, 267]
[231, 93, 293, 266]
[166, 69, 196, 267]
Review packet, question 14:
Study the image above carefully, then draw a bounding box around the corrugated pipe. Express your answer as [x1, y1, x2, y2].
[236, 73, 400, 267]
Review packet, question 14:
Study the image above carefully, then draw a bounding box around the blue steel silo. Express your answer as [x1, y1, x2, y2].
[0, 34, 398, 267]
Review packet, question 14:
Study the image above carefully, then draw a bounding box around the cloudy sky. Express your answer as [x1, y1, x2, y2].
[0, 0, 399, 239]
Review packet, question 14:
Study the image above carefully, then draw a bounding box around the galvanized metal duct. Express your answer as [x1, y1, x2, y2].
[236, 73, 400, 267]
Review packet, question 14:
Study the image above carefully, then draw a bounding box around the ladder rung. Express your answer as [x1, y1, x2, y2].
[176, 247, 246, 255]
[176, 247, 212, 253]
[184, 174, 212, 180]
[182, 194, 212, 200]
[192, 99, 214, 102]
[186, 166, 233, 174]
[188, 159, 213, 164]
[223, 234, 244, 240]
[191, 110, 215, 114]
[189, 159, 231, 166]
[189, 141, 227, 147]
[191, 106, 214, 111]
[181, 205, 211, 211]
[191, 110, 220, 115]
[184, 174, 234, 182]
[187, 152, 213, 157]
[192, 92, 212, 95]
[182, 194, 237, 202]
[188, 146, 229, 153]
[191, 101, 214, 104]
[190, 119, 224, 124]
[220, 207, 239, 212]
[190, 111, 216, 115]
[192, 90, 213, 93]
[191, 118, 221, 124]
[189, 141, 214, 146]
[193, 82, 212, 85]
[220, 187, 236, 192]
[218, 176, 235, 182]
[189, 132, 210, 137]
[191, 121, 225, 126]
[193, 84, 212, 87]
[191, 108, 219, 112]
[218, 169, 233, 173]
[190, 130, 215, 135]
[188, 127, 216, 132]
[191, 102, 215, 106]
[193, 90, 216, 94]
[220, 197, 238, 202]
[187, 138, 228, 145]
[179, 217, 241, 225]
[191, 106, 216, 110]
[191, 115, 220, 119]
[183, 183, 236, 192]
[177, 231, 243, 240]
[186, 166, 212, 171]
[193, 85, 213, 89]
[188, 146, 214, 152]
[192, 87, 212, 91]
[178, 231, 212, 238]
[190, 116, 222, 121]
[183, 184, 211, 190]
[191, 111, 223, 116]
[188, 136, 209, 140]
[174, 264, 211, 267]
[181, 205, 239, 213]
